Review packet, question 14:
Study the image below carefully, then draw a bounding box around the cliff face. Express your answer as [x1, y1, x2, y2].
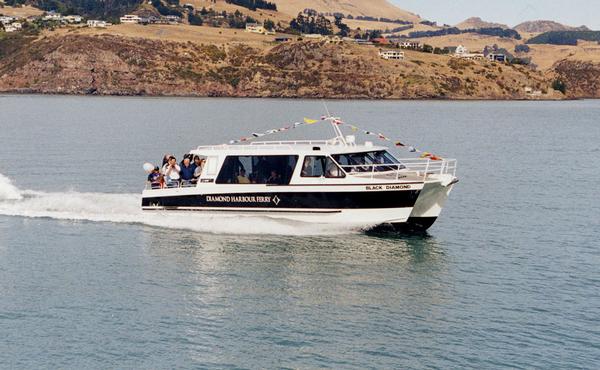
[552, 60, 600, 98]
[0, 34, 554, 99]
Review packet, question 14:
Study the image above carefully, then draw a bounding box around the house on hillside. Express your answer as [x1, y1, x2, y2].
[0, 16, 16, 25]
[120, 15, 141, 24]
[4, 22, 22, 32]
[487, 53, 506, 63]
[400, 41, 420, 49]
[379, 49, 405, 60]
[87, 20, 108, 28]
[164, 15, 181, 24]
[302, 33, 325, 40]
[63, 15, 83, 23]
[455, 45, 468, 55]
[43, 12, 62, 21]
[371, 37, 390, 45]
[246, 23, 266, 34]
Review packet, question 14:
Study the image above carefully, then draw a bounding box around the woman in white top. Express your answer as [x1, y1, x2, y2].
[162, 156, 181, 186]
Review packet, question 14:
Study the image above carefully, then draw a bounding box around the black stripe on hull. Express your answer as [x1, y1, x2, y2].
[141, 190, 420, 210]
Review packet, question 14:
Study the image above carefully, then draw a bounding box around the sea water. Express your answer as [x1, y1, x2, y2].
[0, 96, 598, 368]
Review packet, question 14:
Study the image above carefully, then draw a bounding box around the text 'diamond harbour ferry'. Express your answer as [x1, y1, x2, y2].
[141, 120, 458, 232]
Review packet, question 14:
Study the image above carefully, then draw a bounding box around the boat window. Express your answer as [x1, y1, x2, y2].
[205, 156, 219, 176]
[301, 156, 345, 178]
[216, 155, 298, 185]
[331, 151, 404, 173]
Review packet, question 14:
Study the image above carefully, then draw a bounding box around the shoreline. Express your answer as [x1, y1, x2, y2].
[0, 91, 577, 102]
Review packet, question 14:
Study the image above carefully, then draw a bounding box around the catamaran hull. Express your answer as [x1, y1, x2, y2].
[388, 174, 458, 232]
[142, 185, 423, 227]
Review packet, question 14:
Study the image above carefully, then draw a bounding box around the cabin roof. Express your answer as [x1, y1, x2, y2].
[190, 141, 389, 157]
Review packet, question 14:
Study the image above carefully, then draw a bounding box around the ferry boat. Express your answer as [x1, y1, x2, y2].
[141, 121, 458, 232]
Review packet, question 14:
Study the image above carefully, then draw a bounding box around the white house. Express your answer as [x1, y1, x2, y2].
[87, 20, 107, 28]
[455, 45, 468, 55]
[0, 16, 16, 25]
[120, 14, 141, 24]
[245, 22, 266, 34]
[43, 12, 62, 21]
[63, 15, 83, 23]
[379, 49, 405, 60]
[163, 15, 181, 24]
[302, 33, 325, 39]
[400, 41, 420, 49]
[4, 22, 22, 32]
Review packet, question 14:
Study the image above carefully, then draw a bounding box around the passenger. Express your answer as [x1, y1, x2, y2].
[237, 169, 251, 184]
[255, 156, 269, 183]
[301, 160, 313, 177]
[266, 170, 282, 185]
[180, 157, 195, 186]
[147, 166, 162, 189]
[162, 156, 181, 187]
[161, 154, 172, 172]
[248, 172, 257, 184]
[192, 157, 205, 183]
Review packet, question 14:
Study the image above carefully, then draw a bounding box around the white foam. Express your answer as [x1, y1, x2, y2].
[0, 173, 23, 201]
[0, 174, 363, 236]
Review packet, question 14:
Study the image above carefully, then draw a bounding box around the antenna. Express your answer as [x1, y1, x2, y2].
[322, 100, 331, 117]
[321, 100, 346, 145]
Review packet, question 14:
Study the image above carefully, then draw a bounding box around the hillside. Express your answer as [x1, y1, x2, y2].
[272, 0, 420, 22]
[515, 20, 588, 33]
[0, 33, 554, 99]
[4, 0, 142, 18]
[456, 17, 509, 30]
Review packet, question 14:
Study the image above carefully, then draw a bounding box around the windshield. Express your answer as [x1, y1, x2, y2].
[331, 151, 404, 173]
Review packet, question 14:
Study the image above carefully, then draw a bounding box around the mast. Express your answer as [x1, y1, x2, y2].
[322, 101, 347, 145]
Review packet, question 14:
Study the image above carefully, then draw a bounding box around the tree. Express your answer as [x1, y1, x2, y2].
[334, 15, 350, 37]
[552, 79, 567, 94]
[188, 12, 203, 26]
[263, 19, 275, 31]
[224, 0, 276, 11]
[289, 13, 332, 35]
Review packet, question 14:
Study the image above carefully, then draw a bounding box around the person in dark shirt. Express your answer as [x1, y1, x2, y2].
[266, 170, 282, 185]
[180, 157, 195, 185]
[147, 167, 162, 189]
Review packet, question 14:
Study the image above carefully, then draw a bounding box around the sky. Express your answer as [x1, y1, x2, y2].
[390, 0, 599, 30]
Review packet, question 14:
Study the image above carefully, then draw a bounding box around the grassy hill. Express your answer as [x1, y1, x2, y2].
[272, 0, 420, 22]
[456, 17, 509, 30]
[515, 20, 588, 33]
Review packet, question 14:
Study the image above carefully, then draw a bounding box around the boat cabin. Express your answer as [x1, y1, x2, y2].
[186, 140, 408, 187]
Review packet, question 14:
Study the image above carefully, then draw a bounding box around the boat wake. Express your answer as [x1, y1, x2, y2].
[0, 173, 364, 236]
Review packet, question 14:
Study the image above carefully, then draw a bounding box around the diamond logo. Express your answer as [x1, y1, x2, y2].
[272, 195, 281, 206]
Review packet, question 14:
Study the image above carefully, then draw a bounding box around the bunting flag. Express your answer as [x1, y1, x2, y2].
[225, 115, 442, 160]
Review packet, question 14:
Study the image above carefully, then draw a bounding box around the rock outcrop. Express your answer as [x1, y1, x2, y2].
[552, 60, 600, 98]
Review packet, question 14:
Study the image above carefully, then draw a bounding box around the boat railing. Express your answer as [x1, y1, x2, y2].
[400, 158, 457, 177]
[250, 140, 338, 146]
[194, 139, 349, 152]
[145, 180, 197, 190]
[343, 158, 457, 180]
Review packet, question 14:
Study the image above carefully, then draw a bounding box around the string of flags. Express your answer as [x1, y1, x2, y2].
[227, 116, 442, 160]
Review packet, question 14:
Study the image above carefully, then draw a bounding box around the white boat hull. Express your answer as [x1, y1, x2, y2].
[142, 183, 424, 227]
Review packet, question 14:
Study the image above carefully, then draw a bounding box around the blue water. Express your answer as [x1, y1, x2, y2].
[0, 96, 599, 368]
